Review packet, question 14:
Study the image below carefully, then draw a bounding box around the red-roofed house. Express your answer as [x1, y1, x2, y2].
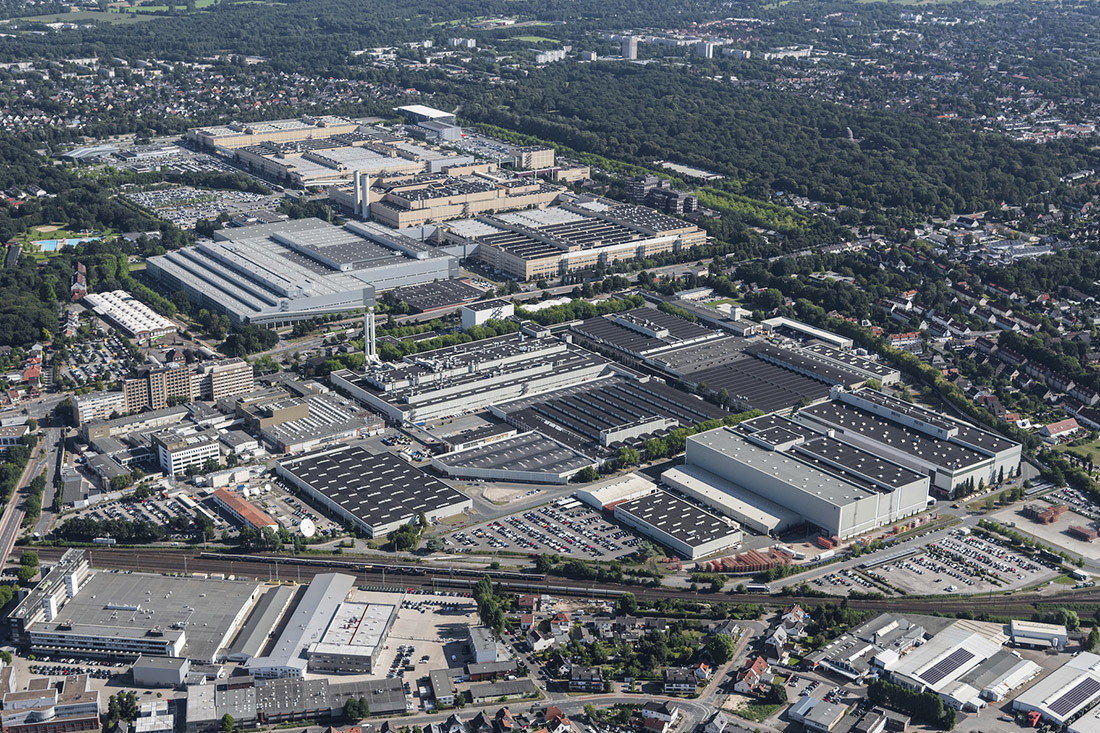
[733, 657, 772, 695]
[1041, 418, 1080, 443]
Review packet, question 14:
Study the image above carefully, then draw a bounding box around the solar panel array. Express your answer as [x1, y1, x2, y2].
[919, 648, 974, 686]
[1050, 677, 1100, 717]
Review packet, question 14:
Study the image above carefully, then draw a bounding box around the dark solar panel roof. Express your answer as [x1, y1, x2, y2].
[280, 446, 468, 530]
[686, 358, 832, 414]
[919, 649, 974, 686]
[1050, 677, 1100, 717]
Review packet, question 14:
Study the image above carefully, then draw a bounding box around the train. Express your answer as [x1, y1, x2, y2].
[198, 552, 544, 583]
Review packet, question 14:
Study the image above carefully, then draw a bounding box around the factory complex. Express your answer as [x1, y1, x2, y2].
[808, 614, 1041, 714]
[146, 218, 457, 325]
[438, 199, 707, 281]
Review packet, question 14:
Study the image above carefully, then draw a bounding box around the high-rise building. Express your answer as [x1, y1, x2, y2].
[622, 36, 638, 59]
[696, 42, 715, 59]
[122, 359, 255, 413]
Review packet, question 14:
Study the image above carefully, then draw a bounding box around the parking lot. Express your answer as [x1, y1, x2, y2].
[123, 185, 281, 229]
[992, 499, 1100, 561]
[249, 483, 340, 538]
[62, 334, 135, 387]
[446, 500, 640, 560]
[71, 492, 239, 540]
[868, 529, 1056, 595]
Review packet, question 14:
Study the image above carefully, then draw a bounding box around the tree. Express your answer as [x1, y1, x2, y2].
[424, 534, 445, 552]
[220, 714, 235, 733]
[763, 682, 788, 705]
[1087, 627, 1099, 652]
[583, 704, 598, 721]
[706, 634, 737, 664]
[19, 551, 37, 567]
[572, 466, 600, 483]
[617, 591, 638, 616]
[617, 446, 640, 467]
[16, 565, 36, 584]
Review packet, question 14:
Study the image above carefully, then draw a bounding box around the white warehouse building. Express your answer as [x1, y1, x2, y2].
[662, 412, 930, 540]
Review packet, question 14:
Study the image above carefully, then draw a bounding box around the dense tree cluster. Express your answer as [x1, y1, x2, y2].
[868, 680, 955, 730]
[56, 516, 166, 544]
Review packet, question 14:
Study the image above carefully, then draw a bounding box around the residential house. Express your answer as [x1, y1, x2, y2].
[703, 712, 730, 733]
[764, 625, 792, 664]
[663, 667, 696, 695]
[550, 613, 571, 635]
[519, 614, 534, 632]
[1041, 418, 1080, 443]
[568, 666, 603, 693]
[640, 702, 679, 733]
[693, 662, 711, 680]
[734, 657, 772, 695]
[526, 629, 553, 652]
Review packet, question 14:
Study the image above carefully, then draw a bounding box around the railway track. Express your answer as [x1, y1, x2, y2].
[34, 547, 1099, 616]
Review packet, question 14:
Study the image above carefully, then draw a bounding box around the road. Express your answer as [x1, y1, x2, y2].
[0, 432, 49, 568]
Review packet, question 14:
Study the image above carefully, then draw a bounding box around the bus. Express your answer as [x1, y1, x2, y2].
[744, 583, 771, 593]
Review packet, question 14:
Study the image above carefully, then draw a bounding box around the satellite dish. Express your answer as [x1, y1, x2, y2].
[299, 518, 316, 538]
[264, 483, 272, 493]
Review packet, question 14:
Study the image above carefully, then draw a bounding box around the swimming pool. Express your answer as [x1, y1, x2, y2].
[32, 236, 102, 251]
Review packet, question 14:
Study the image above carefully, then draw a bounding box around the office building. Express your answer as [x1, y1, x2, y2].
[461, 299, 515, 329]
[153, 429, 220, 475]
[120, 358, 254, 413]
[469, 627, 497, 664]
[72, 391, 126, 425]
[1, 675, 99, 733]
[147, 218, 458, 326]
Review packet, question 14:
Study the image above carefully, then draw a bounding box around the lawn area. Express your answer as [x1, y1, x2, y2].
[733, 701, 783, 723]
[1056, 438, 1100, 464]
[515, 35, 557, 42]
[14, 9, 156, 22]
[706, 297, 741, 306]
[125, 0, 216, 12]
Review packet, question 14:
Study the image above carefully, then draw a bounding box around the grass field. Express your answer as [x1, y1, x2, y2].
[733, 702, 783, 723]
[14, 9, 156, 23]
[1056, 438, 1100, 464]
[515, 35, 557, 42]
[125, 0, 216, 13]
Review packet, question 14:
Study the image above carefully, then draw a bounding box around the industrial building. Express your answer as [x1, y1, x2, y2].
[492, 374, 727, 453]
[146, 218, 458, 326]
[570, 306, 724, 368]
[331, 332, 614, 424]
[231, 389, 381, 454]
[276, 445, 472, 538]
[436, 198, 706, 280]
[795, 387, 1022, 497]
[1014, 652, 1100, 727]
[761, 316, 854, 349]
[306, 597, 399, 674]
[613, 488, 743, 559]
[329, 170, 563, 229]
[469, 627, 497, 663]
[662, 412, 930, 539]
[679, 355, 833, 414]
[1010, 619, 1068, 650]
[82, 290, 178, 342]
[245, 573, 356, 678]
[185, 676, 406, 732]
[186, 116, 361, 150]
[212, 488, 278, 531]
[461, 298, 514, 329]
[228, 128, 475, 188]
[7, 551, 262, 662]
[432, 430, 597, 484]
[130, 656, 191, 688]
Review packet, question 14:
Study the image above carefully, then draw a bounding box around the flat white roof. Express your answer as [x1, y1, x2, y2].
[395, 104, 454, 119]
[661, 464, 798, 531]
